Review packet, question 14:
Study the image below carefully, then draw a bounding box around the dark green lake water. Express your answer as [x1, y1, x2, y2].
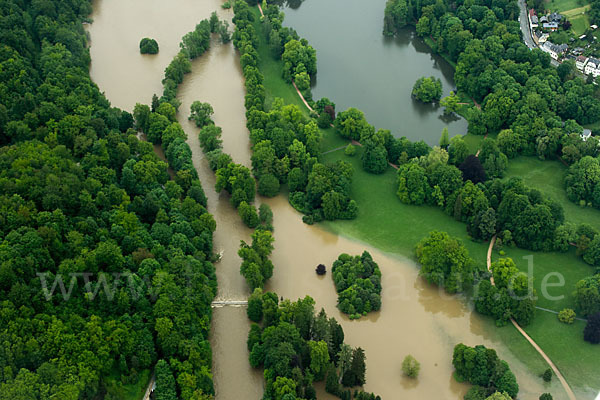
[282, 0, 469, 146]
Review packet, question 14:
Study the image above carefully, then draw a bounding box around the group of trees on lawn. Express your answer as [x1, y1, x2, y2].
[233, 1, 358, 224]
[334, 106, 431, 173]
[415, 232, 536, 326]
[453, 344, 519, 399]
[574, 272, 600, 344]
[331, 252, 382, 319]
[476, 257, 537, 326]
[0, 1, 222, 397]
[565, 155, 600, 210]
[397, 144, 569, 252]
[415, 231, 475, 294]
[246, 291, 380, 400]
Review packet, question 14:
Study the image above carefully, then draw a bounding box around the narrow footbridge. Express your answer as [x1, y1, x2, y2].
[211, 299, 248, 307]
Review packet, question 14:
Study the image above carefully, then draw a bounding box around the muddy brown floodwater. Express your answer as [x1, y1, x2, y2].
[88, 1, 561, 399]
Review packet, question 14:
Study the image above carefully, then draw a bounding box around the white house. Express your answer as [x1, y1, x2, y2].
[585, 58, 600, 77]
[533, 31, 549, 44]
[576, 55, 589, 71]
[581, 129, 592, 141]
[541, 41, 568, 60]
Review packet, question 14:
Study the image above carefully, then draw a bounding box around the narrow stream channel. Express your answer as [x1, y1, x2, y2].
[87, 1, 561, 399]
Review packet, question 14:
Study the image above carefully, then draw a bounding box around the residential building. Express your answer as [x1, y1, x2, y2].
[533, 30, 549, 44]
[548, 12, 563, 23]
[529, 9, 539, 29]
[543, 22, 559, 31]
[576, 55, 589, 71]
[584, 58, 600, 77]
[541, 41, 568, 60]
[581, 129, 592, 141]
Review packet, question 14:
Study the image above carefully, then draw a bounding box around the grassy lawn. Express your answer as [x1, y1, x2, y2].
[504, 156, 600, 228]
[463, 133, 485, 154]
[250, 5, 599, 395]
[321, 146, 489, 265]
[584, 120, 600, 131]
[547, 0, 587, 13]
[103, 368, 151, 400]
[570, 12, 591, 36]
[519, 311, 600, 394]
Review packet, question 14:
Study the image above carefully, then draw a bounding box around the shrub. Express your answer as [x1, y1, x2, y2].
[317, 112, 332, 128]
[344, 144, 356, 157]
[295, 72, 311, 91]
[542, 368, 552, 382]
[584, 312, 600, 344]
[139, 37, 159, 54]
[247, 288, 263, 322]
[257, 173, 280, 197]
[222, 1, 231, 8]
[258, 203, 273, 230]
[557, 308, 575, 324]
[539, 394, 553, 400]
[401, 355, 420, 378]
[238, 201, 259, 228]
[316, 264, 326, 275]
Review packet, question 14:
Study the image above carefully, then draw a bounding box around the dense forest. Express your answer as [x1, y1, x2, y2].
[246, 290, 381, 400]
[0, 1, 218, 398]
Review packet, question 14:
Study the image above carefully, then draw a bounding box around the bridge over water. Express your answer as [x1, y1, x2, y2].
[211, 300, 248, 307]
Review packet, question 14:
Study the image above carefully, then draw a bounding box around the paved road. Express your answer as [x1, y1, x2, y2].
[518, 0, 537, 49]
[517, 0, 560, 66]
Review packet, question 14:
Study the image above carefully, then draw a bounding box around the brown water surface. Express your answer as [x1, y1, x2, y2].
[88, 0, 234, 111]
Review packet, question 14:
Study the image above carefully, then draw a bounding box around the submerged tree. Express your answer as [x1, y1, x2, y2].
[140, 37, 159, 54]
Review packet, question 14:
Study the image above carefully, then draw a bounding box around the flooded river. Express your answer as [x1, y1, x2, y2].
[88, 1, 563, 399]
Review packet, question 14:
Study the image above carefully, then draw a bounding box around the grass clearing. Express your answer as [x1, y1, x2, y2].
[547, 0, 588, 13]
[104, 368, 151, 400]
[570, 13, 591, 36]
[518, 311, 600, 394]
[504, 156, 600, 228]
[250, 5, 600, 395]
[562, 4, 591, 17]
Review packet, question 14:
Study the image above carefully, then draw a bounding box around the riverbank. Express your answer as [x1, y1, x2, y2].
[250, 3, 599, 397]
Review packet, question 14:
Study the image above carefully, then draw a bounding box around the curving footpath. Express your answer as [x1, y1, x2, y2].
[487, 236, 576, 400]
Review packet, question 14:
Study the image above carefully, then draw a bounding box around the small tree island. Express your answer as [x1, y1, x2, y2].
[139, 37, 159, 54]
[412, 76, 442, 103]
[332, 251, 382, 319]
